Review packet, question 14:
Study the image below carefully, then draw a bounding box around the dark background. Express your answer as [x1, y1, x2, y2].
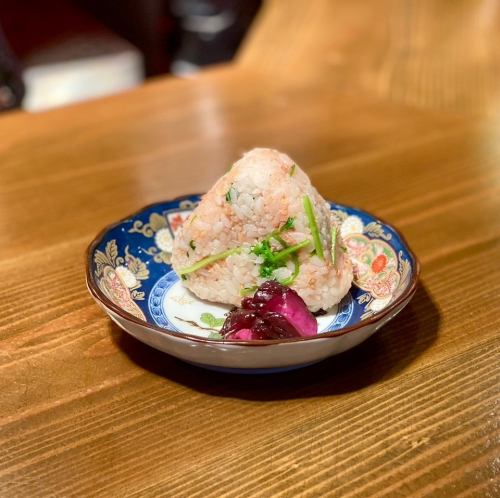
[0, 0, 261, 110]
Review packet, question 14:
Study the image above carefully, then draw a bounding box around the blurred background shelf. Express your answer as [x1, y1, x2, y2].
[0, 0, 260, 111]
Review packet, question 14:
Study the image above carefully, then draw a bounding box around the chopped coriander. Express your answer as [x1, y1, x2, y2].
[240, 286, 258, 296]
[303, 195, 324, 259]
[189, 240, 196, 250]
[281, 217, 295, 231]
[208, 331, 223, 340]
[252, 234, 310, 283]
[261, 218, 294, 246]
[331, 226, 337, 265]
[260, 266, 274, 278]
[252, 239, 273, 258]
[279, 254, 300, 286]
[271, 234, 288, 247]
[290, 164, 296, 176]
[181, 274, 188, 280]
[200, 312, 225, 328]
[252, 239, 277, 278]
[250, 218, 309, 283]
[273, 240, 311, 262]
[225, 185, 237, 203]
[178, 247, 241, 275]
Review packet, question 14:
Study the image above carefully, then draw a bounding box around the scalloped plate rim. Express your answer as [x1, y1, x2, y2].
[85, 195, 420, 348]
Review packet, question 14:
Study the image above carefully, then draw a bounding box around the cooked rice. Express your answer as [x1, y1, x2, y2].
[171, 148, 353, 311]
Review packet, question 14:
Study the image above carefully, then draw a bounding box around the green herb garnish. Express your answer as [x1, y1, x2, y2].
[225, 186, 237, 202]
[252, 239, 277, 278]
[281, 217, 295, 231]
[178, 247, 241, 275]
[240, 286, 258, 296]
[200, 312, 225, 328]
[290, 164, 296, 176]
[331, 226, 337, 265]
[273, 239, 311, 262]
[178, 216, 302, 281]
[252, 235, 310, 283]
[260, 217, 295, 246]
[208, 331, 223, 340]
[279, 254, 300, 286]
[249, 216, 306, 284]
[303, 195, 324, 259]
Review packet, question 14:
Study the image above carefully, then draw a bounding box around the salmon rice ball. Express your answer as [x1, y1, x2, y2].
[171, 148, 353, 312]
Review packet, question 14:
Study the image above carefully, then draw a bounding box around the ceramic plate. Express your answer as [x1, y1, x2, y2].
[86, 194, 419, 373]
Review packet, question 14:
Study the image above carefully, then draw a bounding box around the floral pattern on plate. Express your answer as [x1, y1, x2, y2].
[89, 196, 415, 335]
[129, 213, 173, 264]
[333, 212, 409, 319]
[344, 234, 400, 298]
[128, 200, 198, 264]
[93, 240, 149, 320]
[87, 195, 418, 373]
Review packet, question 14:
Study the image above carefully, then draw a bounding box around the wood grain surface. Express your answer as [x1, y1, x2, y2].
[1, 2, 500, 497]
[241, 0, 500, 113]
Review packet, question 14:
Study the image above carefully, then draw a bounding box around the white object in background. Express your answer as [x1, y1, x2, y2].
[22, 34, 144, 112]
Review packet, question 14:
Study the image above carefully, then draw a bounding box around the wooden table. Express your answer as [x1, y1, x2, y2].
[1, 2, 499, 496]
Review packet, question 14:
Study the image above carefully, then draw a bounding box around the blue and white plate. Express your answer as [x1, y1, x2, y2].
[86, 195, 419, 373]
